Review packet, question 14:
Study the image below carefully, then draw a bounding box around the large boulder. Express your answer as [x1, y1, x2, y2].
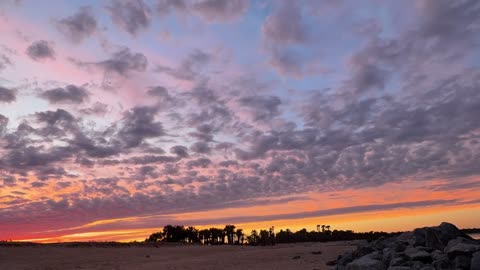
[471, 251, 480, 270]
[413, 222, 472, 249]
[425, 227, 444, 250]
[445, 237, 480, 258]
[345, 255, 386, 270]
[404, 246, 432, 263]
[454, 255, 471, 269]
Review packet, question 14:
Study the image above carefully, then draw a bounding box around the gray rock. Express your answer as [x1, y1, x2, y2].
[413, 228, 427, 247]
[393, 242, 408, 253]
[337, 251, 355, 266]
[389, 257, 406, 267]
[438, 222, 471, 240]
[383, 248, 393, 263]
[374, 237, 388, 250]
[402, 260, 428, 269]
[413, 222, 472, 249]
[335, 223, 477, 270]
[425, 227, 445, 250]
[430, 250, 446, 261]
[471, 251, 480, 270]
[404, 247, 432, 263]
[367, 251, 383, 261]
[454, 255, 471, 269]
[345, 255, 386, 270]
[397, 232, 415, 246]
[432, 256, 451, 270]
[445, 237, 480, 258]
[353, 245, 377, 258]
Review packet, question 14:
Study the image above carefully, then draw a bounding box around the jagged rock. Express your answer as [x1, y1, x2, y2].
[404, 247, 432, 263]
[425, 227, 444, 250]
[437, 223, 472, 245]
[471, 251, 480, 270]
[337, 251, 355, 267]
[335, 223, 478, 270]
[393, 242, 408, 253]
[431, 251, 451, 270]
[389, 257, 406, 267]
[353, 245, 377, 258]
[397, 232, 415, 246]
[432, 257, 451, 270]
[430, 250, 446, 261]
[402, 260, 428, 269]
[445, 237, 480, 258]
[454, 255, 471, 269]
[367, 251, 383, 261]
[373, 237, 388, 250]
[413, 229, 427, 247]
[345, 255, 386, 270]
[383, 248, 393, 263]
[413, 222, 472, 249]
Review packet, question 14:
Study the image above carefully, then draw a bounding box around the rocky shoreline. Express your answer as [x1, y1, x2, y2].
[333, 222, 480, 270]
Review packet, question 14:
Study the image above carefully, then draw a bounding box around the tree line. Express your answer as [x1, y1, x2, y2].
[145, 224, 394, 245]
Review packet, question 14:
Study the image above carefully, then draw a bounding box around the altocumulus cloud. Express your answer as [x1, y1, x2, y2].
[26, 40, 55, 61]
[0, 86, 16, 103]
[55, 6, 97, 43]
[39, 85, 89, 104]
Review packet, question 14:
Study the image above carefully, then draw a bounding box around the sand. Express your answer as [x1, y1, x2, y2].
[0, 241, 360, 270]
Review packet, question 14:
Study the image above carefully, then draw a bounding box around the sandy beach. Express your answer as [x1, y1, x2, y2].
[0, 241, 359, 270]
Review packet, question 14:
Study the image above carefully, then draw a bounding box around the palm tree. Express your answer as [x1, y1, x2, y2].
[248, 230, 259, 245]
[321, 225, 326, 233]
[186, 226, 199, 243]
[198, 229, 210, 245]
[326, 225, 331, 233]
[224, 225, 236, 245]
[259, 230, 269, 246]
[209, 228, 223, 245]
[269, 226, 275, 245]
[316, 224, 321, 232]
[235, 229, 244, 244]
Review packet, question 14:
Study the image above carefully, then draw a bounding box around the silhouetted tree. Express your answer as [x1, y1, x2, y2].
[224, 225, 236, 245]
[199, 229, 210, 245]
[259, 229, 269, 246]
[145, 232, 162, 242]
[235, 229, 244, 244]
[162, 225, 187, 242]
[247, 230, 260, 246]
[186, 226, 199, 243]
[145, 224, 395, 246]
[209, 228, 224, 245]
[269, 226, 275, 245]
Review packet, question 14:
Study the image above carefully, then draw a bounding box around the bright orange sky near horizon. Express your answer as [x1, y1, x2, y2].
[1, 0, 480, 243]
[12, 179, 480, 243]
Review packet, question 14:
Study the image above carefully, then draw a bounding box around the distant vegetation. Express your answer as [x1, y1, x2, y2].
[1, 226, 476, 246]
[461, 227, 480, 235]
[145, 224, 397, 246]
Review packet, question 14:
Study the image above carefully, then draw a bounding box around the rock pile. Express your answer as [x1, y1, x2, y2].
[334, 222, 480, 270]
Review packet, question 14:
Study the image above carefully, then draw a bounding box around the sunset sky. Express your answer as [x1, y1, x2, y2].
[1, 0, 480, 243]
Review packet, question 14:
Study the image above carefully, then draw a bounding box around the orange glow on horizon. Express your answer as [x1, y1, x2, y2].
[13, 201, 480, 243]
